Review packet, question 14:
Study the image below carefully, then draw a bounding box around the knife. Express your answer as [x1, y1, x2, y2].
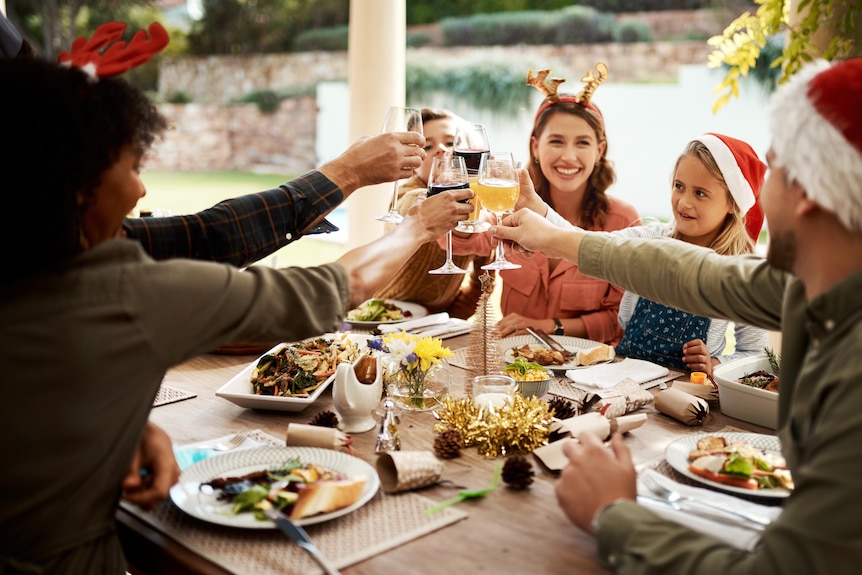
[636, 495, 767, 532]
[263, 508, 342, 574]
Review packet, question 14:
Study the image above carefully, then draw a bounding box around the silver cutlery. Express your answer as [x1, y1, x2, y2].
[525, 327, 575, 360]
[264, 508, 342, 575]
[212, 430, 250, 451]
[641, 474, 772, 529]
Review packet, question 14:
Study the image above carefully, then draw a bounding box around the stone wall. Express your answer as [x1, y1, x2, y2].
[152, 40, 714, 172]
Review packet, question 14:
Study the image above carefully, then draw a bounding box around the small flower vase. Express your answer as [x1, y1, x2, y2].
[382, 356, 451, 411]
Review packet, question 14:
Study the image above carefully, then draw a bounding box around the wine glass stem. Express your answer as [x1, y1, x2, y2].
[445, 230, 455, 263]
[495, 212, 505, 262]
[389, 182, 400, 214]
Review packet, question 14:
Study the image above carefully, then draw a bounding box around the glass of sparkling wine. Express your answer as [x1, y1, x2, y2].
[478, 152, 521, 270]
[428, 155, 470, 275]
[453, 124, 491, 233]
[375, 106, 423, 224]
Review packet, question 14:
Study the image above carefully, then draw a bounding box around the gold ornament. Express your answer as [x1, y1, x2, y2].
[464, 271, 505, 396]
[434, 394, 553, 458]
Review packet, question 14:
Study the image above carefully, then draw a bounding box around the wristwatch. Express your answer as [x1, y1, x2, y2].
[553, 318, 564, 336]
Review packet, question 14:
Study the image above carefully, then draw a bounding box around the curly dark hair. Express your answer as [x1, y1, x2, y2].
[1, 57, 167, 282]
[527, 100, 615, 230]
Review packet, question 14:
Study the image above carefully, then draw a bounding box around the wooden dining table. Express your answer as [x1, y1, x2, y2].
[118, 333, 774, 575]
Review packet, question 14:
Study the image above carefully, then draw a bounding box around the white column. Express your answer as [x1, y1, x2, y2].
[346, 0, 406, 249]
[1, 2, 6, 15]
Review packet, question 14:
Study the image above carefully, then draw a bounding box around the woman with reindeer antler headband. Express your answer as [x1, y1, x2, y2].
[448, 63, 640, 344]
[0, 22, 471, 573]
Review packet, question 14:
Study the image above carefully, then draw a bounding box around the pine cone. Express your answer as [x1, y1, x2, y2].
[433, 428, 463, 459]
[547, 396, 576, 420]
[502, 455, 535, 489]
[308, 410, 339, 428]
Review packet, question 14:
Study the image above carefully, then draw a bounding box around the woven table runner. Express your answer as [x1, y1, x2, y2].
[153, 383, 197, 407]
[121, 432, 468, 575]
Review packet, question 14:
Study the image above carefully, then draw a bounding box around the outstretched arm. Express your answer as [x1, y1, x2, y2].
[493, 208, 587, 262]
[339, 186, 474, 308]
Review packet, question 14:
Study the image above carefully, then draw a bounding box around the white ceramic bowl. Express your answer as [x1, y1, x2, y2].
[713, 354, 779, 429]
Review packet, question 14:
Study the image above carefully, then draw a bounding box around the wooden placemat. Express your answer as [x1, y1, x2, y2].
[153, 384, 197, 407]
[121, 432, 468, 574]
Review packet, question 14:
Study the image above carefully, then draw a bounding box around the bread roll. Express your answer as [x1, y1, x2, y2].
[289, 476, 367, 519]
[576, 344, 615, 366]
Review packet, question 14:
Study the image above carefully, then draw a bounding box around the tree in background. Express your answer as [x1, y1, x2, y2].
[186, 0, 348, 54]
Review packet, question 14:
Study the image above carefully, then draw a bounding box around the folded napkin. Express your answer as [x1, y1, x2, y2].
[566, 358, 669, 390]
[637, 469, 782, 550]
[378, 312, 450, 334]
[409, 318, 473, 339]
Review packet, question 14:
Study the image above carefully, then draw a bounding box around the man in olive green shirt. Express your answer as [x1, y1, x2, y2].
[493, 58, 862, 574]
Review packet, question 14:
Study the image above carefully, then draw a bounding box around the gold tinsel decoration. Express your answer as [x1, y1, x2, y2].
[434, 394, 553, 458]
[464, 271, 505, 396]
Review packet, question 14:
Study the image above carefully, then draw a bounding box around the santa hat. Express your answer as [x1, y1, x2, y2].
[769, 58, 862, 234]
[697, 133, 767, 241]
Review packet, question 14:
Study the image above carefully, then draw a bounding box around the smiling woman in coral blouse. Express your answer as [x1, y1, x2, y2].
[448, 64, 640, 343]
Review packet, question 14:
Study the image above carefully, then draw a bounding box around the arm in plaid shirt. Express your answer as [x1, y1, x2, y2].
[124, 170, 343, 267]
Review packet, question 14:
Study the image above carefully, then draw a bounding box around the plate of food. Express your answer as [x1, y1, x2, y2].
[344, 298, 427, 327]
[169, 446, 380, 529]
[665, 432, 793, 498]
[215, 334, 363, 411]
[499, 335, 615, 372]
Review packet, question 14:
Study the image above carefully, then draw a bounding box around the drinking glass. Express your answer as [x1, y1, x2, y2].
[453, 124, 491, 233]
[478, 152, 521, 271]
[428, 155, 470, 275]
[375, 106, 423, 224]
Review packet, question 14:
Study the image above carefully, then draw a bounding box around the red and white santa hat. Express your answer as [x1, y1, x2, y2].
[770, 58, 862, 234]
[697, 132, 767, 241]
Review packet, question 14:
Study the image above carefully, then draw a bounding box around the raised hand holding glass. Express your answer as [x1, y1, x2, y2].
[375, 106, 423, 224]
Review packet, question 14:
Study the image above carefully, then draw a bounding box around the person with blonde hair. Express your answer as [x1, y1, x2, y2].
[492, 57, 862, 574]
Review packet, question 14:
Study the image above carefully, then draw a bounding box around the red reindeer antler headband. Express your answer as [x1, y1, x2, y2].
[527, 62, 609, 119]
[57, 21, 169, 78]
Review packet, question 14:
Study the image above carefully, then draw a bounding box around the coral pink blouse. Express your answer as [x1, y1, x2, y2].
[448, 196, 640, 345]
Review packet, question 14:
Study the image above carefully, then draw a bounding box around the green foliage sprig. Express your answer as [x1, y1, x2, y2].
[707, 0, 859, 112]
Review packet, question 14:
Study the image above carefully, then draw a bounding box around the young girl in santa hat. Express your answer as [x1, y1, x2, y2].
[610, 133, 769, 376]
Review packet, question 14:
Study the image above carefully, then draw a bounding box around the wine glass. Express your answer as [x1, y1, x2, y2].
[453, 124, 491, 234]
[478, 152, 521, 271]
[375, 106, 423, 224]
[428, 155, 470, 275]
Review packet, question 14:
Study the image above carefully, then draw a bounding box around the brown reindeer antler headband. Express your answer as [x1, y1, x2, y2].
[527, 62, 609, 118]
[57, 21, 169, 78]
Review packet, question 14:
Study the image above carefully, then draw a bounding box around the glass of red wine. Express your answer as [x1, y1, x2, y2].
[453, 124, 491, 233]
[428, 155, 470, 275]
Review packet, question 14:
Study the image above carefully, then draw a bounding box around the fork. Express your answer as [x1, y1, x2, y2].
[212, 430, 250, 451]
[640, 473, 772, 529]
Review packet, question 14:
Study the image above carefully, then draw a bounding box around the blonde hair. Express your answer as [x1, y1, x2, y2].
[669, 140, 754, 255]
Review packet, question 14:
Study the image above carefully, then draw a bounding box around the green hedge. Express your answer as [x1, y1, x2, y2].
[293, 26, 349, 52]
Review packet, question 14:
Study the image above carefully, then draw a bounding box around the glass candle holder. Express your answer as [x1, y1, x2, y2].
[472, 375, 517, 410]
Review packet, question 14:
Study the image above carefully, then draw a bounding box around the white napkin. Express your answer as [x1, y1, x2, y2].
[566, 358, 669, 390]
[409, 318, 473, 339]
[637, 469, 783, 550]
[378, 312, 449, 333]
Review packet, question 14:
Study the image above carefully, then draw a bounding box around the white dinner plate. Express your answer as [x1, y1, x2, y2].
[215, 335, 365, 412]
[664, 432, 791, 499]
[499, 335, 612, 372]
[170, 446, 380, 529]
[344, 299, 428, 328]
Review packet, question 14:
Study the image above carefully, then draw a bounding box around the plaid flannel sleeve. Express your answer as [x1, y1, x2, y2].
[124, 170, 343, 267]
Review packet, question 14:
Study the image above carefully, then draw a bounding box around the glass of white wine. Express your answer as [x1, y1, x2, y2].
[375, 106, 423, 224]
[478, 152, 521, 271]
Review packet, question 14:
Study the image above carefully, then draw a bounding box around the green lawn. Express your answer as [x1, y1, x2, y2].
[139, 170, 347, 268]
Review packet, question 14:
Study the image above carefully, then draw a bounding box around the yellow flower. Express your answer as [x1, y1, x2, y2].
[412, 336, 453, 371]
